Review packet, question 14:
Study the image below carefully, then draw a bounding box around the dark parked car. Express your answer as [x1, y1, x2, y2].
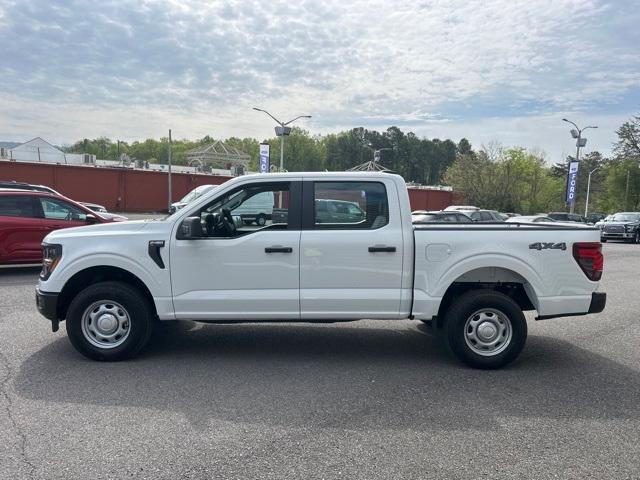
[412, 210, 472, 223]
[315, 199, 366, 224]
[600, 212, 640, 243]
[548, 212, 587, 223]
[468, 209, 504, 222]
[0, 189, 123, 264]
[269, 199, 367, 226]
[585, 212, 606, 224]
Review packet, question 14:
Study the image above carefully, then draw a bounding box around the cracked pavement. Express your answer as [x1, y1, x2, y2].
[0, 242, 639, 479]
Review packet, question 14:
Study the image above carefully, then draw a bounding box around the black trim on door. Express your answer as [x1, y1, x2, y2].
[287, 181, 303, 231]
[301, 180, 315, 230]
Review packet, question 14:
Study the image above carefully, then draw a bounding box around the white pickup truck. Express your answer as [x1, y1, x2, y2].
[36, 172, 605, 368]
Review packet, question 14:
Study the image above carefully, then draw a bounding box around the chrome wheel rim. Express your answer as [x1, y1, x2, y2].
[81, 300, 131, 349]
[464, 308, 512, 356]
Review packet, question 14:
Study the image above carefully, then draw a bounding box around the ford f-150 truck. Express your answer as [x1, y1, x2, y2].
[35, 172, 606, 368]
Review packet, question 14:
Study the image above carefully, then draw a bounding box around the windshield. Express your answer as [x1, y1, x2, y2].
[611, 214, 640, 222]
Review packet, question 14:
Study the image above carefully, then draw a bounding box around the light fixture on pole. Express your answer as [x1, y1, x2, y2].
[584, 166, 599, 218]
[562, 119, 598, 214]
[252, 107, 311, 172]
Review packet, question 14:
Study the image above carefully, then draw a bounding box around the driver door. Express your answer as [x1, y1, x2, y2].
[169, 180, 302, 321]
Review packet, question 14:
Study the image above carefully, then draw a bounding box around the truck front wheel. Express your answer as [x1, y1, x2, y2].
[66, 281, 154, 361]
[444, 290, 527, 369]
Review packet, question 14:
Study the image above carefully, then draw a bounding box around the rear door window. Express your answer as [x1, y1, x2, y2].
[313, 182, 388, 229]
[0, 196, 37, 218]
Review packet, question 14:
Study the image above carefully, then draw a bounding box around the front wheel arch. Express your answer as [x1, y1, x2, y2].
[58, 266, 157, 321]
[66, 281, 155, 360]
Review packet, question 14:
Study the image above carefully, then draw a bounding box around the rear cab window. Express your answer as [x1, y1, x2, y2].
[311, 182, 389, 229]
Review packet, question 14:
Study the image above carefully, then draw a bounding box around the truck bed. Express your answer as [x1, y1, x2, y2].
[411, 222, 601, 320]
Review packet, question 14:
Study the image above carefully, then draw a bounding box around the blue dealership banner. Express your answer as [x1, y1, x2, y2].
[259, 143, 270, 173]
[566, 161, 579, 204]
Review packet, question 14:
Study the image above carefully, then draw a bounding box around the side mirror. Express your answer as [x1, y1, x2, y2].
[86, 214, 99, 224]
[179, 217, 203, 239]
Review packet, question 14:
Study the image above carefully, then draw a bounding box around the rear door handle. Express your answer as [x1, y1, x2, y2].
[265, 246, 293, 253]
[368, 245, 396, 253]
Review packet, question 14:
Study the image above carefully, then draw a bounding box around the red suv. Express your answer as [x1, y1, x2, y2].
[0, 189, 122, 265]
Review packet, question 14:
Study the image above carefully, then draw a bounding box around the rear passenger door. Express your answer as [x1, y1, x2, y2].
[299, 179, 404, 319]
[0, 195, 44, 264]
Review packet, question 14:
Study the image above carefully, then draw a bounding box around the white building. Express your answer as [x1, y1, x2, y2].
[4, 137, 95, 165]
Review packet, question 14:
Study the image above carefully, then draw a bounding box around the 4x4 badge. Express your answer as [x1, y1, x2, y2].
[529, 242, 567, 251]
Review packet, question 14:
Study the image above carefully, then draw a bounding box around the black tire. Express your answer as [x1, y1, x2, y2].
[601, 238, 607, 243]
[256, 214, 267, 226]
[66, 281, 154, 361]
[444, 289, 527, 369]
[634, 231, 640, 244]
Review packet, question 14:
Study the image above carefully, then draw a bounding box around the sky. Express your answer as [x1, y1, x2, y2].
[0, 0, 639, 162]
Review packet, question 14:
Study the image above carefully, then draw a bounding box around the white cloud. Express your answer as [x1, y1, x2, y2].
[0, 0, 638, 159]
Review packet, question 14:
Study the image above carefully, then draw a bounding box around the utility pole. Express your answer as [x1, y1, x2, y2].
[625, 169, 630, 210]
[168, 129, 172, 212]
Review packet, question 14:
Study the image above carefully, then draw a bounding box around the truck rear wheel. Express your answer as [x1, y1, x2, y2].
[444, 290, 527, 369]
[66, 281, 154, 361]
[256, 214, 267, 226]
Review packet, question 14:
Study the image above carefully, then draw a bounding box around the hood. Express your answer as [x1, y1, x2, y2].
[43, 220, 150, 243]
[97, 212, 129, 222]
[605, 221, 639, 226]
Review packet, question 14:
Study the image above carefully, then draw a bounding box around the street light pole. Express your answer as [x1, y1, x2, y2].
[280, 135, 285, 172]
[252, 107, 312, 172]
[584, 166, 599, 218]
[562, 119, 598, 214]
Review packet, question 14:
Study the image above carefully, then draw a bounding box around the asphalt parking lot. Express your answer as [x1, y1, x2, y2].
[1, 242, 639, 480]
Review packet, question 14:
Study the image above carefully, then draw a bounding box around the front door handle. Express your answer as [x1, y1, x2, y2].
[368, 245, 396, 253]
[265, 246, 293, 253]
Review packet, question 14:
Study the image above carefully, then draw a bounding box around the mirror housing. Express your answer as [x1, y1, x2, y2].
[85, 214, 99, 224]
[179, 217, 203, 239]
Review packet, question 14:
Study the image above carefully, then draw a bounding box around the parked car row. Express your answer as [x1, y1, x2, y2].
[0, 181, 128, 265]
[415, 205, 640, 244]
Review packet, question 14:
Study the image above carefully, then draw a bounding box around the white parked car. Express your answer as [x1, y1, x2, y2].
[169, 184, 217, 213]
[36, 172, 605, 369]
[506, 215, 591, 227]
[505, 215, 556, 223]
[444, 205, 479, 212]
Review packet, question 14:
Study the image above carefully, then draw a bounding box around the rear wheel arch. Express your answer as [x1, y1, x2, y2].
[57, 266, 157, 321]
[436, 267, 538, 324]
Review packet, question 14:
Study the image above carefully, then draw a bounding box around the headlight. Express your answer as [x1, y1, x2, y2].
[41, 244, 62, 280]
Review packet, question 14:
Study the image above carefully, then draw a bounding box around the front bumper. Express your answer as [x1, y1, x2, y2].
[536, 292, 606, 320]
[36, 288, 59, 322]
[601, 232, 634, 239]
